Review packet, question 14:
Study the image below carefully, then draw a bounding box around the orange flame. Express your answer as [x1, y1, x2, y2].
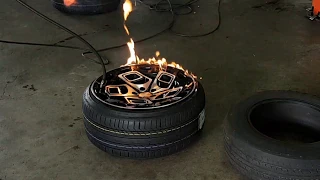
[123, 25, 130, 35]
[123, 0, 133, 21]
[121, 0, 196, 78]
[156, 51, 160, 57]
[126, 38, 137, 65]
[64, 0, 76, 6]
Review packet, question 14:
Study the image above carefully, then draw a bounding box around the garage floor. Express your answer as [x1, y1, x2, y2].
[1, 0, 319, 179]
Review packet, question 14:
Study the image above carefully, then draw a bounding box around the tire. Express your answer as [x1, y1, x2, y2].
[51, 0, 120, 15]
[82, 80, 206, 159]
[224, 91, 320, 180]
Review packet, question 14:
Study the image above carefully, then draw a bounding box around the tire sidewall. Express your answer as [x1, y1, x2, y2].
[51, 0, 120, 15]
[51, 0, 120, 6]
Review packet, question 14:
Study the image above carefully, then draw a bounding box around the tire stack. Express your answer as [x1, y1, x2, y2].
[51, 0, 121, 15]
[82, 82, 206, 159]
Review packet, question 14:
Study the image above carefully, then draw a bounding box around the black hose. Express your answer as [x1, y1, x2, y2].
[0, 40, 85, 50]
[15, 0, 107, 86]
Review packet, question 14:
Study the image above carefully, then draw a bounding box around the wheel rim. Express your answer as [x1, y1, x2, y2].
[248, 100, 320, 143]
[91, 64, 197, 109]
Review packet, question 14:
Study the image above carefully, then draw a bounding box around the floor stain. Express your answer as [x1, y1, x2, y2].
[22, 84, 37, 91]
[74, 117, 82, 121]
[29, 84, 37, 91]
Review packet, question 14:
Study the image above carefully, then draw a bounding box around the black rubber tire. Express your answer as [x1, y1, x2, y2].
[51, 0, 120, 15]
[224, 91, 320, 180]
[82, 80, 206, 159]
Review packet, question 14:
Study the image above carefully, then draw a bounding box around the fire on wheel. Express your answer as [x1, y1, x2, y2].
[82, 0, 206, 158]
[82, 63, 205, 158]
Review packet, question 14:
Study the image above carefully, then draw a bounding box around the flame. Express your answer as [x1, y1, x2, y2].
[156, 51, 160, 57]
[64, 0, 76, 6]
[123, 0, 136, 64]
[121, 0, 196, 78]
[124, 25, 130, 35]
[123, 0, 133, 21]
[125, 52, 197, 78]
[126, 38, 137, 65]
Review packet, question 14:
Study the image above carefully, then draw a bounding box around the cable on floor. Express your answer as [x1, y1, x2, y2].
[15, 0, 108, 86]
[138, 0, 221, 37]
[1, 0, 221, 70]
[83, 0, 221, 57]
[0, 40, 85, 50]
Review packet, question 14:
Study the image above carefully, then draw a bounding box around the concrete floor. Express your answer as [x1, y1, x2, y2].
[1, 0, 319, 179]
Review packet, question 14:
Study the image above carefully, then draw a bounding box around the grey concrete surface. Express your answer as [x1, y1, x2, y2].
[0, 0, 319, 179]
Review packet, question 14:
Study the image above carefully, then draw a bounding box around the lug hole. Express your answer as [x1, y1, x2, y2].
[140, 87, 146, 91]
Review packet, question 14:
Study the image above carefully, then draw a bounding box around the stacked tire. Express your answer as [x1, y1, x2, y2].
[51, 0, 121, 15]
[82, 82, 206, 159]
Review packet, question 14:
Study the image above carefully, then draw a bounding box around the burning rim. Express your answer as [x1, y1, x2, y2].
[91, 64, 197, 109]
